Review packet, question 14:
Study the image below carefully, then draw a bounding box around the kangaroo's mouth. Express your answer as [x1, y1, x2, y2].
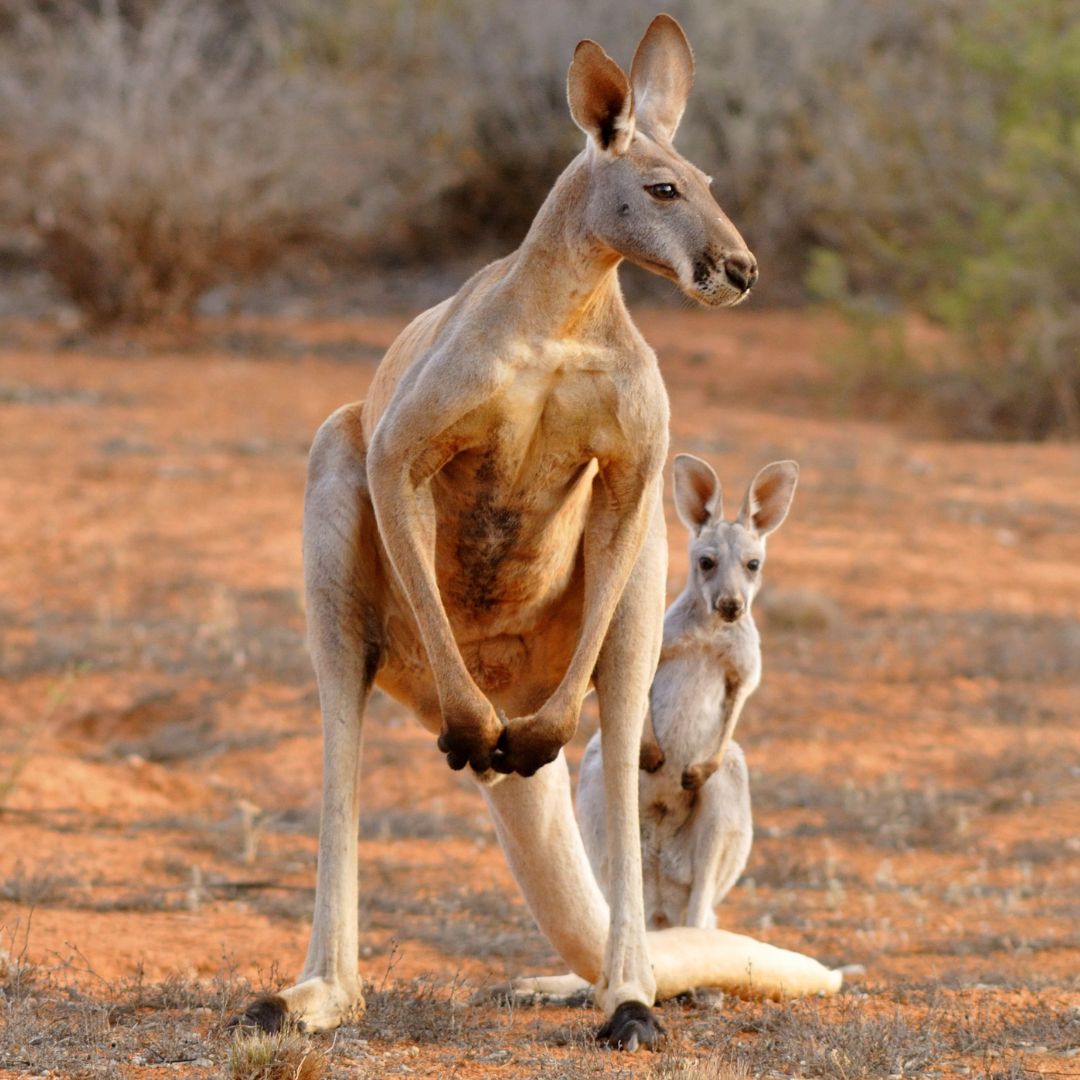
[624, 253, 751, 308]
[695, 284, 751, 308]
[688, 251, 756, 307]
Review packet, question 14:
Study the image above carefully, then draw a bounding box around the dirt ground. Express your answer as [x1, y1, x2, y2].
[0, 308, 1077, 1079]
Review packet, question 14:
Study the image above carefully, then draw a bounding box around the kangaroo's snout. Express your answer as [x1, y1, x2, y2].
[723, 251, 758, 294]
[715, 596, 745, 622]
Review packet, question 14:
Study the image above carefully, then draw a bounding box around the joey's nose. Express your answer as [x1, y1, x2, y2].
[716, 597, 745, 622]
[724, 252, 758, 293]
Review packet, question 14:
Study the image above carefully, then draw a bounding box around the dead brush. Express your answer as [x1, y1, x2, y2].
[0, 0, 358, 325]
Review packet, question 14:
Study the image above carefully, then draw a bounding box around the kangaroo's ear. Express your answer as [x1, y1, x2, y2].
[673, 454, 722, 532]
[568, 40, 635, 155]
[629, 14, 694, 143]
[738, 461, 799, 536]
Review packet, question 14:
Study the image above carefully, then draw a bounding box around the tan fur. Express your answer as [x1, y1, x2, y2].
[237, 15, 836, 1045]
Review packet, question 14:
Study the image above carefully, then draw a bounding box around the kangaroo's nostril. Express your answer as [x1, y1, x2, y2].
[724, 252, 757, 292]
[716, 597, 745, 621]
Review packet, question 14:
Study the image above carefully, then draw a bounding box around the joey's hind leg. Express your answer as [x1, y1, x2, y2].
[233, 405, 381, 1033]
[685, 742, 752, 930]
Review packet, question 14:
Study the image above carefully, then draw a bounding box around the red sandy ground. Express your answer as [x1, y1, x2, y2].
[0, 309, 1077, 1077]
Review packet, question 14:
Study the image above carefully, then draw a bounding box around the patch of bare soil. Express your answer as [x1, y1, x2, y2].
[1, 309, 1077, 1078]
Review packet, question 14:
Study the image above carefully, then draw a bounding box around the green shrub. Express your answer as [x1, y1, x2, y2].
[810, 0, 1080, 439]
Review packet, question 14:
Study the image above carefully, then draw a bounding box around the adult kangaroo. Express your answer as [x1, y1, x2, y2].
[235, 14, 838, 1050]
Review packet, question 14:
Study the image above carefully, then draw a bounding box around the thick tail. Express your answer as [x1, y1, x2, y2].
[648, 926, 842, 1000]
[479, 757, 842, 1005]
[507, 932, 840, 1004]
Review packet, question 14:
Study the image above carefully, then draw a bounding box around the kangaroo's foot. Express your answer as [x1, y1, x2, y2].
[596, 1001, 666, 1053]
[490, 711, 571, 777]
[673, 986, 725, 1010]
[229, 977, 363, 1034]
[485, 973, 593, 1007]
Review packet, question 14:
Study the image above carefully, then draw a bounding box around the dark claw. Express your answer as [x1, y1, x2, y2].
[489, 740, 559, 778]
[596, 1000, 665, 1052]
[438, 729, 491, 773]
[228, 994, 289, 1033]
[490, 750, 514, 775]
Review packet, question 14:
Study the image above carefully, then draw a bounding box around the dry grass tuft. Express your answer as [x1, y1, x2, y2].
[649, 1055, 751, 1080]
[227, 1028, 328, 1080]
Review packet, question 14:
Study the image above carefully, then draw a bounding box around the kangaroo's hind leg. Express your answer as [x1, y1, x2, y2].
[234, 404, 384, 1033]
[591, 489, 668, 1048]
[685, 741, 753, 930]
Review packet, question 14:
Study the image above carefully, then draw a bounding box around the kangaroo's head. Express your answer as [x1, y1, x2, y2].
[673, 455, 798, 622]
[567, 14, 757, 306]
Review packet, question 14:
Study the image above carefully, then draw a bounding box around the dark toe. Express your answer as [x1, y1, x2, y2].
[596, 1000, 666, 1052]
[228, 994, 289, 1033]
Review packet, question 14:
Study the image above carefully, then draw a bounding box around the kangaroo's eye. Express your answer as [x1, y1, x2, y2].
[698, 555, 716, 572]
[645, 183, 679, 200]
[746, 559, 761, 572]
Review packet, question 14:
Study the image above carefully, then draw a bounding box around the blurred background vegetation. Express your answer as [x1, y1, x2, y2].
[0, 0, 1076, 438]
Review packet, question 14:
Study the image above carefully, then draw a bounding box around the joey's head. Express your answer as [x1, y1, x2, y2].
[567, 14, 757, 307]
[673, 455, 798, 622]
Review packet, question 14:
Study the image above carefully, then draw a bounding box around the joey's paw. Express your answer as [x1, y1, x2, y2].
[596, 1001, 666, 1053]
[639, 743, 665, 773]
[489, 718, 565, 777]
[228, 994, 290, 1033]
[681, 762, 715, 791]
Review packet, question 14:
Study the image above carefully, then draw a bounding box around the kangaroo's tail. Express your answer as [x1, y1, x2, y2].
[649, 926, 842, 999]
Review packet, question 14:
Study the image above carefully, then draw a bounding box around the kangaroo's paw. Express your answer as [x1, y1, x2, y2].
[437, 704, 503, 773]
[639, 742, 665, 773]
[228, 977, 363, 1034]
[596, 1001, 666, 1053]
[681, 761, 718, 791]
[489, 714, 568, 777]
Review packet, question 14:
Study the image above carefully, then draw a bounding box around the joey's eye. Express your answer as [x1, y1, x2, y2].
[698, 555, 716, 572]
[645, 182, 679, 200]
[746, 559, 761, 572]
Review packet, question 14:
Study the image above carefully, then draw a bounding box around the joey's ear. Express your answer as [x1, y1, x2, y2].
[567, 40, 635, 155]
[629, 14, 694, 142]
[738, 461, 799, 536]
[673, 454, 722, 532]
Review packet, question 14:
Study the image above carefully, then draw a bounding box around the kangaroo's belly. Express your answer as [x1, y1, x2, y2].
[434, 459, 594, 629]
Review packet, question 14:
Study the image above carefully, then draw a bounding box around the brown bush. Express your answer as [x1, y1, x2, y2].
[0, 0, 363, 324]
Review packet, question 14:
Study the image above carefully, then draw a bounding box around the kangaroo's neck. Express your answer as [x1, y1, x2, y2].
[503, 154, 628, 340]
[660, 590, 756, 659]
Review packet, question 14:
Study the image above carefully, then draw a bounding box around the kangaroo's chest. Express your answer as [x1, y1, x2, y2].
[431, 364, 630, 622]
